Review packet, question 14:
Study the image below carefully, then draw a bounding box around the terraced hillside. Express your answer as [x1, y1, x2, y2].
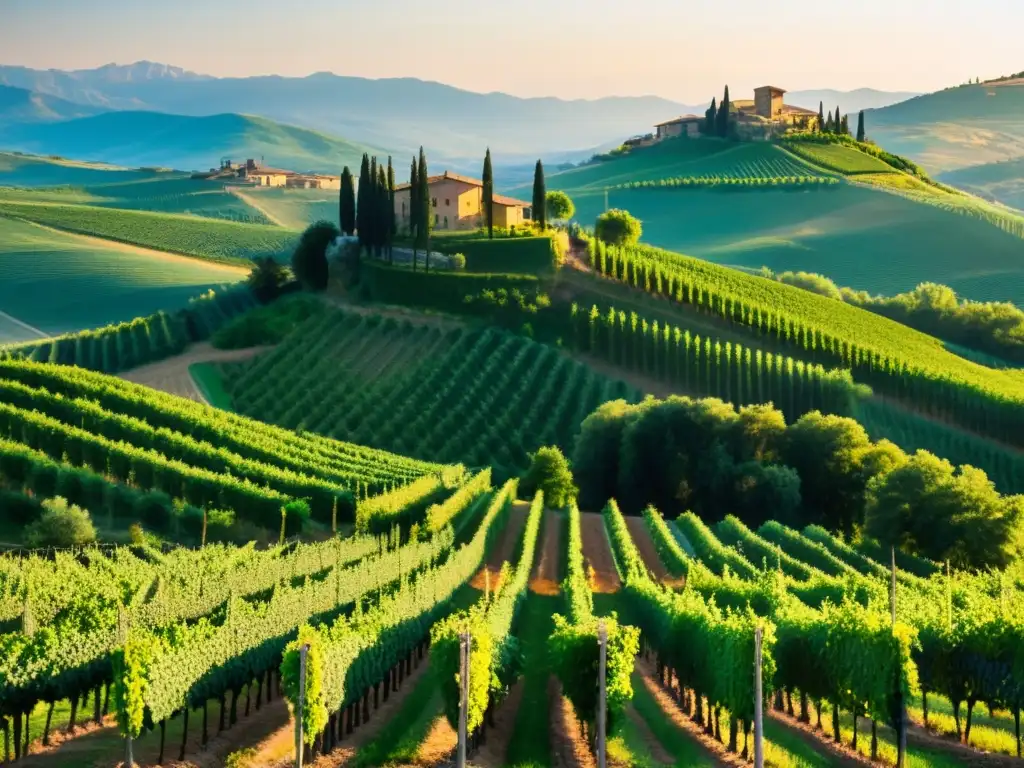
[529, 136, 1024, 303]
[221, 308, 641, 478]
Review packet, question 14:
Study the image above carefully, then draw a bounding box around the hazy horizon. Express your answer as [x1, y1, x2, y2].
[1, 0, 1021, 102]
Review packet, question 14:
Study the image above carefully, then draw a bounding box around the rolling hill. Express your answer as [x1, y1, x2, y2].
[864, 80, 1024, 173]
[0, 62, 916, 165]
[526, 138, 1024, 305]
[0, 84, 106, 125]
[0, 110, 385, 173]
[939, 156, 1024, 211]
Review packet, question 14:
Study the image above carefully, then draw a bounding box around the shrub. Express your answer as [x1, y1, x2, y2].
[247, 257, 291, 303]
[776, 270, 843, 301]
[134, 490, 174, 532]
[521, 446, 577, 508]
[546, 190, 576, 221]
[211, 294, 324, 349]
[25, 497, 97, 548]
[292, 221, 339, 291]
[595, 209, 642, 247]
[0, 490, 42, 525]
[450, 253, 467, 270]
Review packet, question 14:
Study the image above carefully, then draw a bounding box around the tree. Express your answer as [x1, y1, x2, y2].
[840, 114, 849, 135]
[246, 256, 290, 302]
[339, 166, 356, 236]
[387, 156, 396, 262]
[865, 451, 1023, 569]
[717, 85, 731, 138]
[546, 190, 575, 222]
[532, 159, 547, 230]
[25, 497, 96, 548]
[418, 147, 431, 272]
[856, 110, 866, 142]
[835, 105, 841, 133]
[409, 156, 419, 270]
[522, 446, 578, 508]
[825, 110, 834, 133]
[818, 101, 825, 132]
[781, 412, 872, 535]
[730, 461, 802, 529]
[595, 208, 642, 247]
[369, 156, 378, 251]
[572, 399, 638, 511]
[355, 154, 371, 249]
[704, 97, 718, 136]
[376, 164, 388, 257]
[482, 148, 494, 239]
[292, 220, 339, 291]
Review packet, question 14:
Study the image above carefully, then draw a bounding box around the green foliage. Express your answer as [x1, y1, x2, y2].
[246, 256, 291, 303]
[581, 233, 1024, 450]
[783, 133, 928, 178]
[774, 270, 843, 300]
[676, 511, 757, 579]
[865, 450, 1023, 569]
[533, 160, 547, 230]
[563, 503, 594, 623]
[340, 166, 356, 236]
[549, 613, 640, 735]
[430, 234, 562, 274]
[211, 294, 325, 350]
[546, 190, 575, 221]
[3, 285, 257, 374]
[24, 496, 97, 548]
[595, 208, 642, 247]
[281, 625, 328, 747]
[520, 446, 577, 509]
[616, 175, 839, 191]
[483, 149, 495, 238]
[425, 469, 492, 533]
[292, 220, 337, 291]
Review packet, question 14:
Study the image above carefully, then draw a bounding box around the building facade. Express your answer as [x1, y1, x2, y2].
[754, 86, 786, 118]
[654, 115, 704, 140]
[392, 171, 531, 232]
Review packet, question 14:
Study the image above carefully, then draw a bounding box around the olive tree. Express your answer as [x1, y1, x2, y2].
[595, 209, 642, 247]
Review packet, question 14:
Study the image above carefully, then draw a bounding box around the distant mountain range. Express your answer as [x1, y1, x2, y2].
[0, 109, 383, 174]
[0, 85, 106, 124]
[0, 62, 919, 167]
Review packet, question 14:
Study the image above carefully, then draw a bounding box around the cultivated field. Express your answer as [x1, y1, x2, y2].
[0, 200, 298, 264]
[0, 217, 247, 343]
[234, 186, 340, 229]
[782, 141, 897, 174]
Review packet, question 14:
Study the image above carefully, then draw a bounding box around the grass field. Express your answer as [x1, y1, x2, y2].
[565, 184, 1024, 304]
[0, 200, 298, 264]
[0, 151, 159, 187]
[0, 217, 247, 343]
[234, 186, 339, 229]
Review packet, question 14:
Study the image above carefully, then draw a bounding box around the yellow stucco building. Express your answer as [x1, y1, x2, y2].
[393, 171, 532, 232]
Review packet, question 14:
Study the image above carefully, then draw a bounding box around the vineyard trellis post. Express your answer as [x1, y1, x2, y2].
[295, 643, 309, 768]
[597, 619, 608, 768]
[890, 548, 906, 768]
[754, 623, 764, 768]
[458, 631, 470, 768]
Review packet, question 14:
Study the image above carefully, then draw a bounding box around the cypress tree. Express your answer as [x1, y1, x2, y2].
[818, 102, 825, 132]
[704, 97, 717, 136]
[856, 110, 866, 142]
[369, 156, 378, 251]
[825, 110, 834, 133]
[482, 148, 494, 239]
[835, 106, 841, 134]
[409, 157, 419, 271]
[339, 166, 356, 236]
[717, 85, 731, 138]
[532, 159, 546, 230]
[418, 147, 430, 273]
[840, 114, 850, 136]
[356, 154, 370, 249]
[387, 156, 396, 263]
[376, 165, 388, 256]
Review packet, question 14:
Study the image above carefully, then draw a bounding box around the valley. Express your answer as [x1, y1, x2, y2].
[0, 26, 1022, 768]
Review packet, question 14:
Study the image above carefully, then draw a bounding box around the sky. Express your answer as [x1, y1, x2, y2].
[1, 0, 1021, 102]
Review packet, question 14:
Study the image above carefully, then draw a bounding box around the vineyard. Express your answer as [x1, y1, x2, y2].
[222, 308, 641, 479]
[1, 285, 258, 374]
[781, 140, 898, 175]
[0, 357, 450, 543]
[0, 201, 298, 265]
[583, 234, 1024, 448]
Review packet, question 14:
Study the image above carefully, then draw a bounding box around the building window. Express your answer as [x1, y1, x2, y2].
[435, 213, 440, 225]
[401, 201, 406, 218]
[445, 199, 450, 207]
[432, 197, 437, 208]
[444, 216, 449, 228]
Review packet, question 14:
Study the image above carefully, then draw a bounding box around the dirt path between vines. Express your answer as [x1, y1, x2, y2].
[531, 510, 562, 595]
[579, 512, 620, 594]
[470, 500, 529, 591]
[550, 677, 596, 768]
[120, 342, 272, 403]
[258, 656, 434, 768]
[768, 710, 873, 768]
[471, 679, 527, 768]
[623, 516, 685, 587]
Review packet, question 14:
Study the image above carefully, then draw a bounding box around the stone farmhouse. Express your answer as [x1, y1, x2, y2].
[203, 159, 341, 189]
[654, 85, 818, 141]
[393, 171, 532, 232]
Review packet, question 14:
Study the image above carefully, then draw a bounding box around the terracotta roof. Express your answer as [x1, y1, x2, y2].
[755, 85, 787, 94]
[654, 114, 704, 127]
[493, 193, 530, 208]
[248, 167, 295, 176]
[394, 170, 483, 192]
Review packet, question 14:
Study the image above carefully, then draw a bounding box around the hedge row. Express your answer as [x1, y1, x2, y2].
[432, 235, 561, 275]
[360, 261, 539, 313]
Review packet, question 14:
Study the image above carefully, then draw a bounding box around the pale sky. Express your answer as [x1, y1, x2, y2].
[2, 0, 1021, 102]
